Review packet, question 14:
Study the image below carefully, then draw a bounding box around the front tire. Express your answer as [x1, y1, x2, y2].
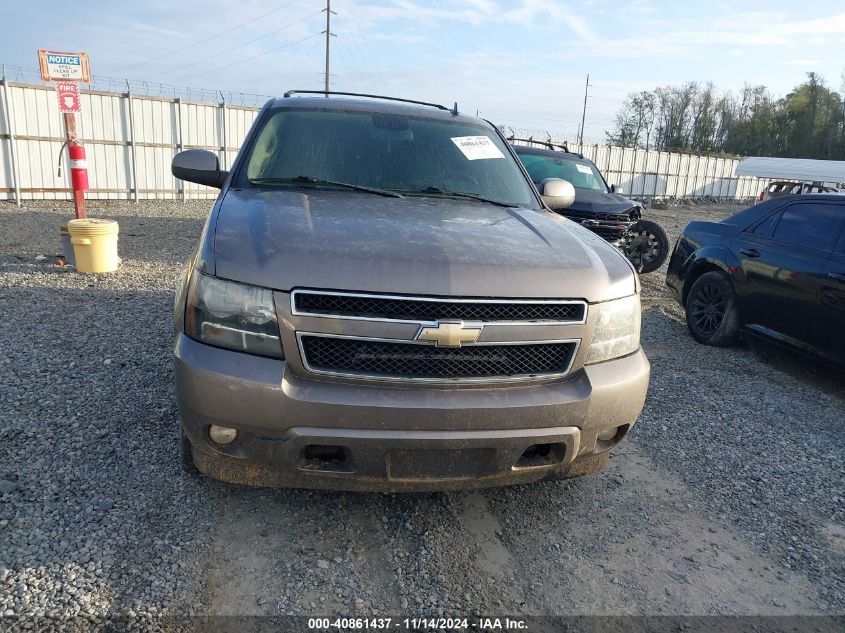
[623, 219, 670, 274]
[685, 271, 740, 346]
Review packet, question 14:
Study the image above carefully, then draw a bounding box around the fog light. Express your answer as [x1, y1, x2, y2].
[597, 428, 617, 442]
[208, 425, 238, 445]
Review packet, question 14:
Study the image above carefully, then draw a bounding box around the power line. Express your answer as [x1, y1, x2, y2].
[338, 33, 381, 92]
[159, 9, 323, 76]
[338, 34, 369, 87]
[177, 32, 321, 80]
[124, 0, 309, 69]
[588, 84, 638, 96]
[348, 15, 389, 92]
[588, 95, 626, 103]
[332, 34, 355, 77]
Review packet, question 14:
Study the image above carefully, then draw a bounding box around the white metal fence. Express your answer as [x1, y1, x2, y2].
[1, 80, 766, 203]
[511, 136, 766, 201]
[0, 80, 259, 202]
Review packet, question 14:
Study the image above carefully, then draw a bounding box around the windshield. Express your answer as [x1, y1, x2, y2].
[516, 151, 608, 192]
[238, 107, 539, 208]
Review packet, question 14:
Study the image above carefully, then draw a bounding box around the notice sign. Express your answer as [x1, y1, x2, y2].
[450, 136, 505, 160]
[55, 81, 81, 113]
[38, 50, 91, 82]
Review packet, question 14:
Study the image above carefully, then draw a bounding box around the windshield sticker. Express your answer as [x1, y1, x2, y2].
[576, 164, 593, 175]
[450, 136, 505, 160]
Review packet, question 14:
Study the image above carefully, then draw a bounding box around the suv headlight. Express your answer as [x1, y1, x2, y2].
[585, 294, 641, 364]
[185, 270, 284, 359]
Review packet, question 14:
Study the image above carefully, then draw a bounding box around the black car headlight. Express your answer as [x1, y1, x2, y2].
[184, 270, 284, 359]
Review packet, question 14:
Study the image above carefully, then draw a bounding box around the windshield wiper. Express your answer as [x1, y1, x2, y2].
[400, 186, 517, 208]
[249, 175, 404, 198]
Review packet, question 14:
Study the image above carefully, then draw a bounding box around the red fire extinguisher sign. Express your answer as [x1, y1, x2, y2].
[55, 81, 81, 113]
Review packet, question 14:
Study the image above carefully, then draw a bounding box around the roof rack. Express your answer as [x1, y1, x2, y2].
[506, 135, 570, 153]
[283, 90, 455, 113]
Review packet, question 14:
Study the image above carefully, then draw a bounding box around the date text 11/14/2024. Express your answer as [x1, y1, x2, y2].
[307, 617, 528, 630]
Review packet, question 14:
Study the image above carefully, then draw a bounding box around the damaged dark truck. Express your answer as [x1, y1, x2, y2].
[171, 92, 650, 491]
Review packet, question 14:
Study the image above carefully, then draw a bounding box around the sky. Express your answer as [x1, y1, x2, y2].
[2, 0, 844, 141]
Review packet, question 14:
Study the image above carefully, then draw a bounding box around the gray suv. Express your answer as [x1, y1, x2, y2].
[171, 91, 650, 491]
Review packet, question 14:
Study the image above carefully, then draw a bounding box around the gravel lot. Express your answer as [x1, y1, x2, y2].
[1, 199, 843, 628]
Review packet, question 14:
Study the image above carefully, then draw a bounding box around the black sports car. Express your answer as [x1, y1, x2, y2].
[666, 194, 845, 368]
[512, 141, 669, 273]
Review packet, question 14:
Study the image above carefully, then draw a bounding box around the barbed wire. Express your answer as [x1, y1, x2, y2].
[0, 64, 618, 129]
[0, 63, 274, 107]
[506, 127, 607, 147]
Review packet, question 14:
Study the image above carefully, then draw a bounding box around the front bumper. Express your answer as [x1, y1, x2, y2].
[174, 333, 650, 491]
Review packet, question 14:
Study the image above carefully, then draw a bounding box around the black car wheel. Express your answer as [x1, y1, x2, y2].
[685, 271, 739, 346]
[623, 219, 669, 274]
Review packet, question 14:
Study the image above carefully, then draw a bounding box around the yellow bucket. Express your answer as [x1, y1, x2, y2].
[67, 219, 120, 273]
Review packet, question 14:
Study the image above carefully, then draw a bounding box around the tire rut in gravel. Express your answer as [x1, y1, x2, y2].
[195, 489, 403, 615]
[479, 443, 830, 614]
[637, 300, 844, 609]
[377, 492, 541, 614]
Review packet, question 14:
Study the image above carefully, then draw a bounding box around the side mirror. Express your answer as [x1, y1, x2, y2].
[172, 149, 228, 188]
[540, 178, 575, 210]
[610, 184, 624, 194]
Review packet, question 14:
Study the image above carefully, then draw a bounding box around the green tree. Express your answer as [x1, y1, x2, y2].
[608, 72, 845, 159]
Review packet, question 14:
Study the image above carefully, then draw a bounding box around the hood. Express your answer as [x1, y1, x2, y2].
[568, 188, 638, 215]
[212, 189, 636, 302]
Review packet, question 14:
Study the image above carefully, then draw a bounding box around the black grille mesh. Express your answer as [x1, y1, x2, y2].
[294, 293, 584, 322]
[562, 210, 633, 241]
[301, 336, 576, 379]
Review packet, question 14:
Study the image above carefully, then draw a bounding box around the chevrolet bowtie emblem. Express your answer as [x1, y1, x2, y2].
[416, 322, 482, 348]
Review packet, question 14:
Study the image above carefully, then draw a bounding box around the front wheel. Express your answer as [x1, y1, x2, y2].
[623, 219, 669, 274]
[684, 271, 740, 346]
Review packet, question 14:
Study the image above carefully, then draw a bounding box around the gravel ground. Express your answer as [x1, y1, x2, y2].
[0, 199, 843, 629]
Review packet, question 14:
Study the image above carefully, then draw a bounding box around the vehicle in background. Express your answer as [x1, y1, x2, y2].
[757, 180, 840, 202]
[169, 91, 650, 491]
[666, 194, 845, 368]
[511, 139, 670, 274]
[735, 156, 845, 203]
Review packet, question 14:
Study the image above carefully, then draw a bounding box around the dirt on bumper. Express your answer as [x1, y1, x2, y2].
[175, 333, 649, 491]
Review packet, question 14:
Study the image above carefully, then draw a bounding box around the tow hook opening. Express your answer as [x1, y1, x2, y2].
[514, 442, 567, 469]
[595, 424, 630, 452]
[300, 444, 352, 473]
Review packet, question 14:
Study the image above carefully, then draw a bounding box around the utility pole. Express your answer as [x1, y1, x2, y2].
[322, 0, 336, 95]
[579, 73, 590, 145]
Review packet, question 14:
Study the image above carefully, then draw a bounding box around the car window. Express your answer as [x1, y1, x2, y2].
[750, 212, 779, 237]
[770, 202, 844, 251]
[238, 108, 539, 208]
[515, 153, 606, 191]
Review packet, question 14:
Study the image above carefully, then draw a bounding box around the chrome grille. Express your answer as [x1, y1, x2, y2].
[292, 291, 585, 323]
[299, 335, 577, 380]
